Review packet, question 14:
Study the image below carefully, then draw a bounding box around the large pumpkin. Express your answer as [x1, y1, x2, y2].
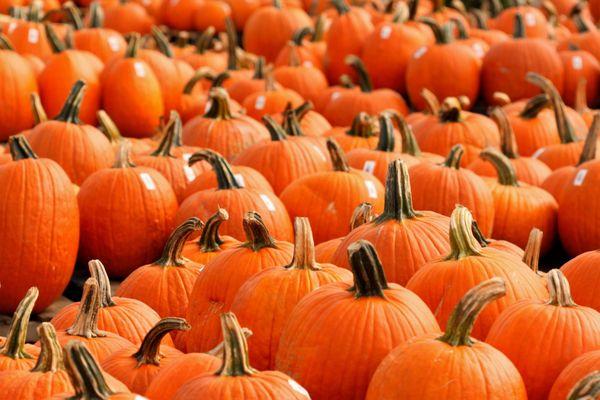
[71, 3, 126, 63]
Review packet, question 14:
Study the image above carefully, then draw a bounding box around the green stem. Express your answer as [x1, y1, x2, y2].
[451, 17, 469, 39]
[63, 341, 117, 398]
[134, 318, 190, 366]
[125, 33, 141, 58]
[445, 205, 483, 259]
[287, 217, 319, 270]
[195, 27, 215, 54]
[375, 160, 419, 223]
[151, 26, 174, 58]
[195, 208, 229, 252]
[292, 27, 312, 45]
[0, 287, 38, 360]
[547, 269, 577, 307]
[345, 55, 372, 92]
[331, 0, 350, 14]
[211, 72, 230, 89]
[490, 107, 519, 158]
[55, 80, 85, 124]
[183, 68, 213, 95]
[471, 9, 488, 29]
[471, 220, 491, 247]
[88, 2, 103, 28]
[241, 212, 277, 251]
[0, 34, 14, 50]
[188, 150, 242, 190]
[44, 22, 66, 53]
[326, 138, 350, 172]
[513, 12, 526, 38]
[388, 111, 423, 156]
[9, 135, 38, 161]
[572, 11, 591, 33]
[31, 323, 65, 373]
[420, 18, 453, 44]
[216, 313, 257, 376]
[225, 18, 239, 71]
[519, 94, 549, 119]
[479, 147, 519, 186]
[313, 14, 325, 41]
[204, 88, 233, 119]
[443, 144, 464, 169]
[156, 218, 204, 267]
[252, 57, 266, 79]
[375, 114, 395, 152]
[568, 371, 600, 400]
[579, 113, 599, 165]
[263, 115, 288, 141]
[347, 240, 389, 298]
[282, 105, 304, 137]
[151, 111, 180, 157]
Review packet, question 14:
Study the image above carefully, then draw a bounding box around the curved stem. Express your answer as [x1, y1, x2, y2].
[193, 27, 214, 54]
[292, 27, 312, 45]
[282, 104, 304, 137]
[67, 278, 103, 338]
[156, 218, 204, 267]
[420, 17, 453, 44]
[287, 217, 319, 271]
[388, 111, 423, 156]
[579, 113, 599, 165]
[345, 55, 372, 92]
[30, 93, 47, 125]
[44, 23, 66, 53]
[519, 94, 549, 119]
[88, 260, 115, 308]
[331, 0, 350, 14]
[195, 208, 229, 252]
[443, 144, 464, 169]
[188, 150, 241, 190]
[125, 33, 141, 58]
[113, 141, 135, 168]
[471, 220, 491, 247]
[490, 107, 519, 158]
[375, 160, 418, 223]
[445, 205, 483, 259]
[241, 212, 277, 251]
[0, 287, 38, 360]
[572, 10, 591, 33]
[522, 228, 542, 274]
[55, 80, 85, 124]
[438, 278, 506, 346]
[513, 12, 526, 38]
[31, 323, 65, 373]
[547, 269, 577, 307]
[347, 112, 375, 138]
[421, 89, 440, 115]
[206, 327, 252, 358]
[151, 111, 180, 157]
[98, 110, 123, 143]
[63, 341, 116, 398]
[376, 114, 396, 152]
[439, 98, 463, 123]
[183, 67, 213, 95]
[451, 17, 469, 39]
[263, 115, 288, 141]
[0, 33, 14, 50]
[151, 26, 174, 58]
[134, 318, 190, 366]
[9, 135, 38, 161]
[347, 240, 389, 298]
[568, 371, 600, 400]
[326, 138, 350, 172]
[216, 313, 257, 376]
[225, 18, 239, 71]
[313, 14, 325, 41]
[493, 92, 512, 106]
[204, 87, 233, 119]
[350, 202, 375, 230]
[471, 9, 488, 29]
[480, 147, 519, 186]
[88, 2, 104, 28]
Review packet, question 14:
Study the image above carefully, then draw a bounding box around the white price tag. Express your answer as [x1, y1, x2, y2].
[380, 25, 392, 39]
[573, 169, 588, 186]
[260, 193, 276, 211]
[363, 160, 376, 174]
[413, 46, 427, 59]
[183, 166, 196, 182]
[234, 174, 246, 187]
[134, 62, 146, 78]
[28, 28, 39, 44]
[472, 43, 485, 58]
[532, 148, 546, 158]
[525, 12, 536, 26]
[302, 60, 313, 68]
[7, 22, 17, 34]
[331, 91, 341, 101]
[108, 35, 122, 52]
[288, 379, 310, 397]
[572, 56, 583, 70]
[364, 180, 378, 199]
[139, 172, 156, 190]
[255, 95, 266, 110]
[182, 153, 192, 161]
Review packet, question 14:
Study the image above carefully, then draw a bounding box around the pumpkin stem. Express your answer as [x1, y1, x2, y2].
[195, 208, 229, 252]
[30, 93, 47, 125]
[451, 17, 469, 39]
[347, 112, 375, 139]
[44, 23, 67, 53]
[438, 278, 506, 346]
[375, 160, 418, 223]
[151, 111, 180, 157]
[0, 33, 15, 50]
[204, 87, 234, 119]
[54, 80, 85, 124]
[27, 1, 42, 22]
[345, 55, 372, 92]
[421, 89, 440, 115]
[31, 323, 65, 373]
[471, 9, 489, 29]
[225, 18, 239, 71]
[294, 101, 313, 120]
[188, 149, 242, 190]
[490, 107, 519, 158]
[547, 269, 577, 307]
[392, 2, 409, 22]
[340, 74, 356, 88]
[388, 111, 423, 157]
[206, 327, 252, 358]
[156, 218, 204, 267]
[492, 92, 512, 107]
[407, 0, 418, 19]
[350, 202, 375, 230]
[572, 10, 591, 33]
[241, 212, 278, 251]
[63, 341, 117, 399]
[287, 217, 320, 271]
[183, 67, 213, 95]
[513, 13, 526, 38]
[151, 26, 174, 58]
[331, 0, 350, 14]
[480, 147, 519, 186]
[98, 110, 123, 144]
[252, 56, 266, 79]
[575, 78, 590, 114]
[88, 260, 116, 308]
[347, 240, 389, 298]
[194, 27, 214, 54]
[282, 104, 304, 137]
[375, 114, 396, 152]
[125, 33, 141, 58]
[217, 312, 257, 376]
[313, 14, 325, 41]
[0, 287, 38, 360]
[133, 318, 190, 366]
[67, 278, 104, 339]
[522, 228, 543, 275]
[578, 113, 599, 165]
[526, 72, 579, 144]
[263, 115, 288, 141]
[292, 27, 312, 45]
[9, 135, 38, 160]
[568, 371, 600, 400]
[420, 18, 453, 44]
[326, 138, 351, 172]
[88, 2, 104, 28]
[519, 93, 550, 119]
[439, 97, 463, 123]
[471, 220, 492, 247]
[113, 141, 135, 168]
[443, 144, 464, 169]
[445, 205, 484, 259]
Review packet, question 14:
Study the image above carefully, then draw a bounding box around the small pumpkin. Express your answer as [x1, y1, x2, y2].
[323, 112, 379, 152]
[549, 350, 600, 400]
[104, 1, 154, 35]
[274, 27, 324, 71]
[5, 2, 52, 59]
[71, 3, 126, 63]
[193, 0, 232, 31]
[228, 57, 276, 103]
[242, 75, 304, 121]
[273, 46, 328, 105]
[492, 4, 550, 38]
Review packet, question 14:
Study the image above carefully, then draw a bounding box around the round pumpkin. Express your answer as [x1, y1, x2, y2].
[549, 349, 600, 400]
[71, 3, 126, 63]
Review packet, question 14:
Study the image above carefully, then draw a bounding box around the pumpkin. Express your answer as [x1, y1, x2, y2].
[323, 56, 408, 126]
[469, 9, 510, 46]
[406, 19, 480, 111]
[366, 278, 527, 400]
[228, 57, 275, 103]
[282, 102, 331, 136]
[562, 249, 600, 311]
[0, 287, 40, 372]
[325, 0, 373, 82]
[104, 1, 154, 35]
[27, 80, 114, 185]
[407, 205, 548, 339]
[558, 13, 600, 63]
[482, 13, 564, 104]
[274, 27, 324, 71]
[183, 87, 269, 160]
[471, 219, 525, 259]
[323, 112, 380, 152]
[178, 28, 227, 72]
[280, 139, 385, 243]
[276, 240, 440, 400]
[51, 260, 165, 346]
[549, 350, 600, 400]
[451, 17, 489, 59]
[234, 116, 330, 194]
[0, 323, 73, 399]
[493, 4, 549, 38]
[242, 76, 304, 121]
[178, 68, 212, 124]
[468, 107, 552, 186]
[55, 278, 134, 362]
[487, 269, 600, 400]
[0, 135, 79, 313]
[78, 142, 178, 278]
[185, 212, 294, 353]
[273, 48, 328, 105]
[193, 0, 232, 31]
[101, 318, 189, 395]
[0, 34, 38, 140]
[410, 144, 495, 236]
[101, 34, 164, 138]
[560, 46, 600, 108]
[71, 3, 126, 63]
[5, 3, 52, 59]
[230, 217, 352, 370]
[117, 217, 203, 319]
[175, 313, 310, 399]
[573, 78, 597, 127]
[412, 97, 501, 166]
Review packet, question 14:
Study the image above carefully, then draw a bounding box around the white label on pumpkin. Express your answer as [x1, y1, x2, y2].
[525, 12, 536, 26]
[139, 172, 156, 190]
[380, 25, 392, 39]
[260, 194, 276, 211]
[255, 95, 266, 110]
[28, 28, 39, 44]
[134, 62, 146, 78]
[7, 22, 17, 34]
[182, 153, 192, 161]
[572, 56, 583, 70]
[183, 166, 196, 182]
[573, 169, 588, 186]
[532, 148, 546, 158]
[170, 0, 179, 5]
[108, 35, 122, 52]
[204, 101, 212, 113]
[413, 46, 427, 59]
[288, 379, 310, 397]
[312, 145, 327, 161]
[363, 160, 376, 174]
[472, 43, 485, 58]
[365, 180, 378, 198]
[302, 60, 313, 68]
[234, 174, 246, 187]
[331, 91, 342, 101]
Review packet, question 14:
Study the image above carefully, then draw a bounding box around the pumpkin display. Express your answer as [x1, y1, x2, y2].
[274, 27, 323, 71]
[185, 211, 294, 353]
[230, 217, 352, 370]
[78, 142, 178, 278]
[0, 135, 79, 313]
[71, 3, 126, 63]
[487, 269, 600, 400]
[276, 240, 440, 400]
[549, 349, 600, 400]
[280, 139, 385, 243]
[407, 205, 548, 339]
[559, 47, 600, 108]
[366, 278, 527, 400]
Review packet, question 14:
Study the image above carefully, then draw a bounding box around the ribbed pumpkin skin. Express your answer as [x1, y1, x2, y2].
[314, 238, 341, 263]
[275, 281, 440, 400]
[322, 91, 409, 127]
[27, 121, 115, 185]
[548, 349, 600, 400]
[73, 28, 126, 63]
[185, 242, 294, 353]
[503, 107, 558, 157]
[0, 345, 40, 372]
[366, 334, 527, 400]
[0, 50, 38, 140]
[183, 165, 273, 199]
[468, 157, 552, 187]
[541, 166, 575, 204]
[486, 299, 600, 400]
[54, 332, 134, 364]
[5, 21, 52, 60]
[561, 250, 600, 310]
[0, 369, 73, 399]
[0, 158, 79, 313]
[535, 141, 587, 170]
[145, 353, 221, 400]
[407, 249, 548, 339]
[78, 167, 178, 278]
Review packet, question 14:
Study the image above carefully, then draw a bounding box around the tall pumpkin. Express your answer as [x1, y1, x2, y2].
[275, 240, 440, 400]
[0, 135, 79, 313]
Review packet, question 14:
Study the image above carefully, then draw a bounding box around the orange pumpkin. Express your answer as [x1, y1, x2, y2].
[193, 0, 232, 31]
[178, 28, 227, 71]
[451, 16, 489, 59]
[323, 112, 379, 152]
[273, 51, 328, 105]
[242, 76, 304, 121]
[493, 5, 550, 38]
[561, 249, 600, 311]
[469, 9, 510, 46]
[549, 350, 600, 400]
[275, 27, 324, 71]
[5, 3, 52, 59]
[228, 57, 276, 103]
[560, 46, 600, 108]
[71, 3, 126, 63]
